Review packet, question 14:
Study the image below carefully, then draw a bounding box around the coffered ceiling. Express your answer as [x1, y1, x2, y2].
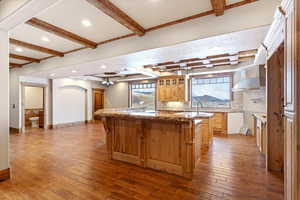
[8, 0, 261, 69]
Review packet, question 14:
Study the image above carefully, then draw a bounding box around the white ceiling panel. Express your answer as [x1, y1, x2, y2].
[9, 58, 28, 64]
[36, 0, 132, 43]
[110, 0, 213, 28]
[10, 44, 52, 59]
[0, 0, 29, 21]
[10, 24, 83, 52]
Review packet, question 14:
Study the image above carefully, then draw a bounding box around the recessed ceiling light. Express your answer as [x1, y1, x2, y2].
[101, 65, 106, 69]
[72, 70, 77, 73]
[41, 36, 50, 42]
[50, 73, 55, 77]
[81, 19, 91, 27]
[15, 47, 23, 52]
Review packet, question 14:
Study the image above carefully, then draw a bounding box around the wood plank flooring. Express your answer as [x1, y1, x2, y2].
[0, 123, 283, 200]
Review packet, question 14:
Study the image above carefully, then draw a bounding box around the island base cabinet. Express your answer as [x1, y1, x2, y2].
[199, 118, 213, 149]
[102, 117, 207, 179]
[102, 118, 141, 165]
[144, 121, 184, 176]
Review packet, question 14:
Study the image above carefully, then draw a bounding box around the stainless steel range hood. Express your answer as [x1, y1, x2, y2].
[233, 65, 266, 92]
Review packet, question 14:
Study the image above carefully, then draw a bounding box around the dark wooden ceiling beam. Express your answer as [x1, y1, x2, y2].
[156, 61, 176, 66]
[86, 0, 145, 36]
[10, 53, 40, 63]
[238, 55, 255, 61]
[10, 63, 23, 68]
[238, 49, 258, 55]
[152, 67, 161, 71]
[187, 62, 204, 67]
[144, 64, 154, 68]
[26, 18, 98, 49]
[209, 58, 230, 64]
[10, 38, 64, 57]
[210, 0, 226, 16]
[165, 65, 181, 70]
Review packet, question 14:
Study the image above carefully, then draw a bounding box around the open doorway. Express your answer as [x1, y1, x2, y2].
[21, 84, 47, 133]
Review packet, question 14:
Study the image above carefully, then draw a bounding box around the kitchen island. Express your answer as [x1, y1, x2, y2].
[95, 109, 214, 179]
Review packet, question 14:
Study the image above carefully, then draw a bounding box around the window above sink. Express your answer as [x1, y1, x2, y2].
[191, 74, 233, 108]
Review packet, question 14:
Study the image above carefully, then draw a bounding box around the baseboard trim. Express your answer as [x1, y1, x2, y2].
[0, 168, 10, 181]
[51, 120, 93, 129]
[10, 127, 22, 134]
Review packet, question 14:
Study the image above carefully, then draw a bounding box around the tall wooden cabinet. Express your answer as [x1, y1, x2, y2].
[157, 75, 188, 102]
[267, 46, 284, 172]
[282, 0, 299, 199]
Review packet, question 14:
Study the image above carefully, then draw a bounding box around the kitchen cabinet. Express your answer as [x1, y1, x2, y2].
[158, 75, 188, 102]
[211, 112, 227, 135]
[254, 115, 267, 155]
[252, 114, 267, 156]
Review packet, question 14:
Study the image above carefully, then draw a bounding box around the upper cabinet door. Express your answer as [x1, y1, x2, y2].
[157, 76, 188, 102]
[284, 1, 296, 112]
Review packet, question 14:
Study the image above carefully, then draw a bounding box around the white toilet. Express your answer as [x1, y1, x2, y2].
[29, 117, 39, 128]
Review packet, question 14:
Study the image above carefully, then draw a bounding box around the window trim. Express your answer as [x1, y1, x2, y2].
[190, 73, 233, 109]
[129, 80, 157, 110]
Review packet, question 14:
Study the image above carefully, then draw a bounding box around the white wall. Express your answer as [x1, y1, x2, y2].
[104, 82, 129, 109]
[52, 78, 102, 125]
[54, 86, 86, 124]
[24, 86, 43, 109]
[0, 30, 9, 171]
[9, 70, 20, 129]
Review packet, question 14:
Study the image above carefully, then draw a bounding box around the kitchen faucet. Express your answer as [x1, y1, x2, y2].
[196, 101, 204, 114]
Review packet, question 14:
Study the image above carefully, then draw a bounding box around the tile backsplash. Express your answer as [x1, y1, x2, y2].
[243, 89, 266, 113]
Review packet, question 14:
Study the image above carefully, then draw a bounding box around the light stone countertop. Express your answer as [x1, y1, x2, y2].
[157, 108, 243, 113]
[95, 109, 214, 122]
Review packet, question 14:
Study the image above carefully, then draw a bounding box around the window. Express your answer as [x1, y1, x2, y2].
[191, 75, 232, 108]
[130, 82, 156, 110]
